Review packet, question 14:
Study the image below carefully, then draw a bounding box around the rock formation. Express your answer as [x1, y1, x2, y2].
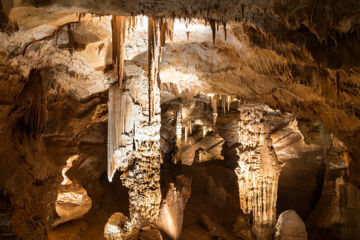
[157, 175, 192, 239]
[275, 210, 307, 240]
[107, 64, 162, 236]
[234, 104, 282, 239]
[0, 1, 359, 240]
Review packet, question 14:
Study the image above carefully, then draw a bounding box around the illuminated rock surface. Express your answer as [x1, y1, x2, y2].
[0, 1, 359, 240]
[275, 210, 307, 240]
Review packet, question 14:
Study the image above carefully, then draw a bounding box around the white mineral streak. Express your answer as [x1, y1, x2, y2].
[235, 104, 281, 240]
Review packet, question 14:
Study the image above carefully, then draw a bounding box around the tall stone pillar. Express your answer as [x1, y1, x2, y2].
[107, 64, 162, 234]
[235, 104, 281, 240]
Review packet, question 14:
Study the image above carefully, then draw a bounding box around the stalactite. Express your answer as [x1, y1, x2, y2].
[160, 18, 174, 46]
[184, 126, 188, 143]
[167, 19, 174, 41]
[160, 18, 166, 46]
[223, 21, 227, 41]
[221, 95, 226, 113]
[67, 23, 74, 55]
[173, 109, 182, 164]
[126, 16, 136, 33]
[212, 94, 219, 124]
[78, 13, 86, 22]
[148, 16, 161, 124]
[188, 121, 192, 134]
[111, 16, 126, 89]
[209, 19, 216, 45]
[227, 95, 231, 112]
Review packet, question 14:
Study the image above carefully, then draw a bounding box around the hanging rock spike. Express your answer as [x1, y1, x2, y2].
[147, 16, 161, 124]
[209, 19, 216, 45]
[227, 95, 231, 112]
[222, 95, 226, 113]
[223, 21, 227, 41]
[189, 121, 192, 134]
[111, 16, 126, 89]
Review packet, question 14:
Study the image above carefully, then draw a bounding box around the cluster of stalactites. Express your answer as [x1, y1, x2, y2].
[147, 17, 174, 124]
[184, 121, 192, 143]
[211, 94, 232, 124]
[147, 16, 161, 124]
[111, 16, 139, 89]
[111, 16, 126, 89]
[205, 19, 227, 45]
[160, 18, 174, 46]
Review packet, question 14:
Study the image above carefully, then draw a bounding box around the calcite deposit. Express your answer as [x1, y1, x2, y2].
[0, 1, 359, 240]
[107, 64, 162, 235]
[235, 104, 282, 240]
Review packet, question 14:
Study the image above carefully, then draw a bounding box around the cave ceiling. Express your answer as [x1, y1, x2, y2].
[1, 0, 359, 181]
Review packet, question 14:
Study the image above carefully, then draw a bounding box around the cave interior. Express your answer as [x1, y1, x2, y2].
[0, 1, 360, 240]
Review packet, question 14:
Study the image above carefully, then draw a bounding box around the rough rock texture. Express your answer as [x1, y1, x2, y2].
[275, 210, 307, 240]
[53, 182, 92, 227]
[234, 104, 282, 240]
[273, 122, 324, 220]
[107, 64, 162, 237]
[0, 2, 360, 239]
[160, 95, 225, 166]
[104, 212, 129, 240]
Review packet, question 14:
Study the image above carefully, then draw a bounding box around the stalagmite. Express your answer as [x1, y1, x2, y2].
[111, 16, 126, 88]
[235, 104, 281, 240]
